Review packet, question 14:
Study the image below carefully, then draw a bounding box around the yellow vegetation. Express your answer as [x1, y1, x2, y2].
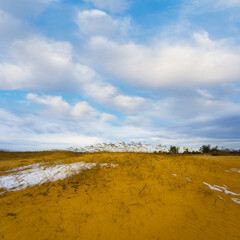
[0, 151, 240, 240]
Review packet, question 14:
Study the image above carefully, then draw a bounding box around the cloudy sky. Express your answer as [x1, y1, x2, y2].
[0, 0, 240, 150]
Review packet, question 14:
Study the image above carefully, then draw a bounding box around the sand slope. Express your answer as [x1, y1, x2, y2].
[0, 151, 240, 240]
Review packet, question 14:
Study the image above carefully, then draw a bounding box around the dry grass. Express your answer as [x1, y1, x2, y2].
[0, 151, 240, 240]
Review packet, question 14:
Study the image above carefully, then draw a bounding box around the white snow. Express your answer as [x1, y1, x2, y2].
[110, 163, 118, 167]
[99, 163, 118, 168]
[214, 185, 226, 190]
[224, 189, 240, 196]
[0, 162, 116, 193]
[231, 198, 240, 204]
[186, 177, 192, 182]
[203, 182, 240, 199]
[214, 185, 240, 196]
[225, 168, 240, 173]
[230, 168, 240, 173]
[99, 163, 108, 167]
[217, 195, 224, 200]
[5, 163, 43, 173]
[203, 182, 222, 192]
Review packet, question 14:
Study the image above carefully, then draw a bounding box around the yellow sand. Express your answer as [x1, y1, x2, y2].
[0, 151, 240, 240]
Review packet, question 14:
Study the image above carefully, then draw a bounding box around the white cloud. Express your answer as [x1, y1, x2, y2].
[0, 10, 25, 46]
[84, 0, 129, 13]
[150, 94, 240, 121]
[0, 108, 159, 151]
[0, 35, 149, 114]
[217, 0, 240, 7]
[0, 0, 240, 151]
[196, 89, 214, 99]
[71, 101, 97, 119]
[99, 113, 116, 123]
[0, 108, 102, 151]
[87, 32, 240, 88]
[205, 0, 240, 7]
[113, 95, 146, 113]
[1, 95, 240, 150]
[0, 36, 96, 91]
[84, 81, 147, 114]
[0, 0, 60, 17]
[183, 0, 240, 15]
[76, 9, 131, 39]
[0, 63, 32, 89]
[27, 93, 70, 115]
[26, 93, 116, 122]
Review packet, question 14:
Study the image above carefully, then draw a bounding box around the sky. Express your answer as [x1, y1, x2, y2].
[0, 0, 240, 151]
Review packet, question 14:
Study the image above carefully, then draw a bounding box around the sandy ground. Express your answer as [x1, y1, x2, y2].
[0, 151, 240, 240]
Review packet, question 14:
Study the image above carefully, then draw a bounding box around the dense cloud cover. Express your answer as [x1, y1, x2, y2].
[0, 0, 240, 150]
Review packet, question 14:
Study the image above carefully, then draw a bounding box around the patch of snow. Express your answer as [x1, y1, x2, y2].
[100, 163, 108, 167]
[231, 198, 240, 204]
[5, 163, 43, 173]
[110, 163, 118, 167]
[99, 163, 118, 168]
[172, 174, 177, 177]
[214, 185, 227, 190]
[203, 182, 222, 192]
[214, 185, 240, 196]
[230, 168, 240, 173]
[0, 162, 117, 193]
[217, 195, 224, 200]
[186, 177, 192, 182]
[203, 182, 240, 199]
[224, 189, 240, 196]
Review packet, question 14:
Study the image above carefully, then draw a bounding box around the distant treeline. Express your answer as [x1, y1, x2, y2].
[168, 145, 240, 155]
[66, 142, 240, 155]
[1, 143, 239, 155]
